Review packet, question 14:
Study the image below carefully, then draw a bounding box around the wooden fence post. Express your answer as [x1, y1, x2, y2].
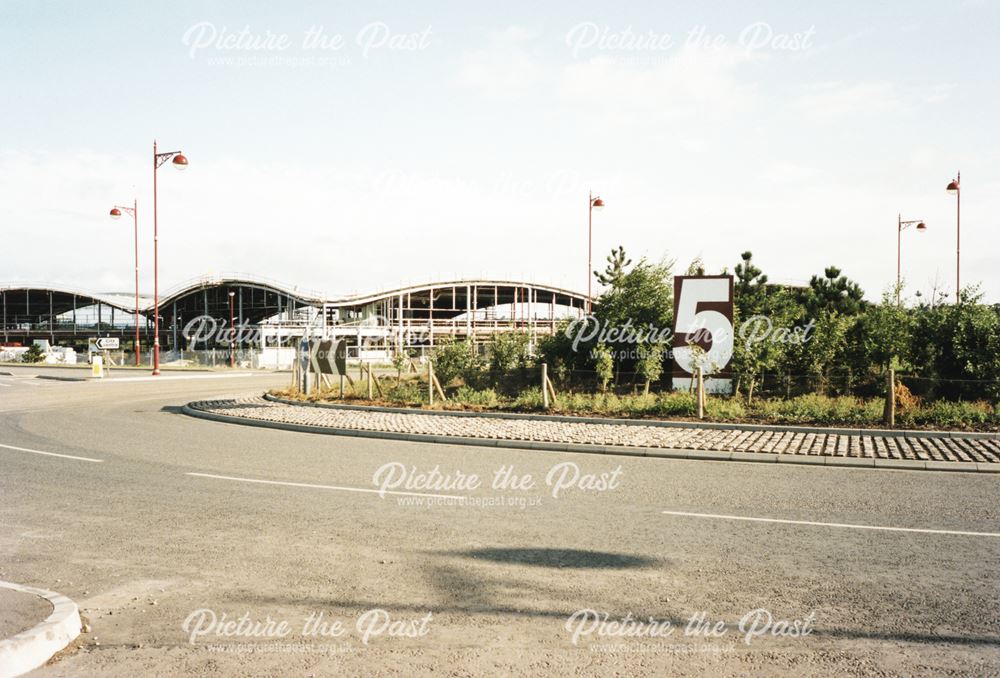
[542, 363, 549, 409]
[885, 367, 896, 428]
[697, 366, 705, 419]
[428, 360, 434, 406]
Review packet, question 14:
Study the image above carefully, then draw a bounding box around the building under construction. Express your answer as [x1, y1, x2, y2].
[1, 275, 589, 364]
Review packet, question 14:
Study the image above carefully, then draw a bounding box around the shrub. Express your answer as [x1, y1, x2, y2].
[21, 345, 45, 363]
[385, 379, 426, 405]
[451, 386, 504, 409]
[488, 332, 533, 373]
[512, 387, 545, 411]
[903, 400, 995, 429]
[430, 339, 481, 385]
[655, 392, 697, 417]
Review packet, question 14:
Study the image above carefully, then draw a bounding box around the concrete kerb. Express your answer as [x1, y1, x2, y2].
[182, 402, 991, 473]
[261, 393, 999, 441]
[0, 581, 81, 678]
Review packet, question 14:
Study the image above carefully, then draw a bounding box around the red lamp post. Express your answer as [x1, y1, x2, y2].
[228, 290, 236, 368]
[109, 201, 141, 365]
[946, 172, 961, 303]
[587, 192, 605, 313]
[151, 140, 188, 375]
[896, 214, 926, 306]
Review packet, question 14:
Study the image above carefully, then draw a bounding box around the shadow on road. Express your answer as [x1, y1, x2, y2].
[450, 547, 660, 569]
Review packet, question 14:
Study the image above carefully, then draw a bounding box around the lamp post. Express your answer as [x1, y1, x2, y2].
[228, 290, 236, 368]
[109, 200, 141, 365]
[896, 214, 926, 306]
[151, 140, 188, 375]
[946, 172, 961, 303]
[587, 191, 605, 313]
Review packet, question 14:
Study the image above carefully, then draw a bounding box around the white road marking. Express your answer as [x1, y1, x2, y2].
[661, 510, 1000, 538]
[99, 373, 262, 383]
[0, 442, 104, 463]
[186, 472, 467, 500]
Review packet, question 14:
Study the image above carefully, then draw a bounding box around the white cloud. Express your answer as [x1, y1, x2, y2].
[557, 46, 758, 124]
[794, 80, 954, 122]
[794, 81, 903, 120]
[453, 26, 544, 99]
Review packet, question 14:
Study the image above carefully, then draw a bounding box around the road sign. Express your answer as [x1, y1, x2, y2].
[95, 337, 120, 350]
[672, 275, 734, 392]
[311, 338, 347, 376]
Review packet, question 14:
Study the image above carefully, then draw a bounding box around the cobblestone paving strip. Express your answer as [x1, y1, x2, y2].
[187, 397, 1000, 466]
[983, 439, 1000, 461]
[190, 397, 1000, 464]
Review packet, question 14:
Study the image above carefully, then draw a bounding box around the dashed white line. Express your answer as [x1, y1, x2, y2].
[186, 472, 466, 500]
[0, 442, 104, 463]
[661, 510, 1000, 538]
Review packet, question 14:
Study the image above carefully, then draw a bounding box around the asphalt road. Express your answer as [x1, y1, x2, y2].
[1, 365, 999, 676]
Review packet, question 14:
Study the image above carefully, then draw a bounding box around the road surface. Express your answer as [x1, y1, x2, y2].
[1, 366, 998, 675]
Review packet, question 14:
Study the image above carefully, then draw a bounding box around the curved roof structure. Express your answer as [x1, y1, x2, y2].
[2, 276, 589, 326]
[0, 283, 141, 323]
[326, 279, 587, 309]
[156, 274, 326, 310]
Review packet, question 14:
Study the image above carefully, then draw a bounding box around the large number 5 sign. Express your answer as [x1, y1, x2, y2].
[672, 276, 735, 386]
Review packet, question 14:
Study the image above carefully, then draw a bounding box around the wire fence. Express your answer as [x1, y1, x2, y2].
[296, 361, 1000, 405]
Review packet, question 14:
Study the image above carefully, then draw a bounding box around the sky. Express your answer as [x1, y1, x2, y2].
[1, 1, 998, 303]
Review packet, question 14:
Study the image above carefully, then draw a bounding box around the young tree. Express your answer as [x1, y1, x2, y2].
[537, 318, 586, 382]
[593, 255, 674, 375]
[734, 251, 768, 318]
[802, 266, 865, 317]
[430, 339, 481, 385]
[488, 331, 532, 373]
[852, 289, 913, 375]
[636, 341, 666, 395]
[593, 343, 615, 392]
[729, 251, 799, 402]
[391, 350, 410, 384]
[594, 246, 633, 287]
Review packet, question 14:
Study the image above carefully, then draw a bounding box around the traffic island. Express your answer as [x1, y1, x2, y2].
[183, 396, 1000, 472]
[0, 581, 82, 678]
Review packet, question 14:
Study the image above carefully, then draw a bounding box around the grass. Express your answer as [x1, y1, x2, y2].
[270, 376, 1000, 431]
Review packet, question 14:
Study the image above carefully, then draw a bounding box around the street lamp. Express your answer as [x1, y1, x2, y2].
[228, 290, 236, 368]
[946, 172, 960, 303]
[588, 192, 605, 313]
[109, 201, 141, 365]
[896, 214, 926, 306]
[151, 140, 188, 375]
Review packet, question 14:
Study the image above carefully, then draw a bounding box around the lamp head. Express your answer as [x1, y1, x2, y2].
[172, 153, 189, 170]
[109, 207, 122, 219]
[591, 196, 605, 210]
